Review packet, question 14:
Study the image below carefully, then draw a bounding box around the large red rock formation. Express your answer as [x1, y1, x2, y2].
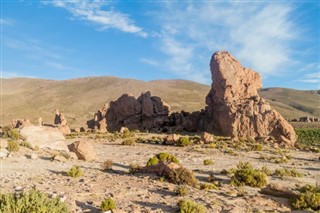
[203, 51, 296, 145]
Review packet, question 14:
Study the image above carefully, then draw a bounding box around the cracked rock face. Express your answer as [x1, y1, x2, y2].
[204, 51, 297, 145]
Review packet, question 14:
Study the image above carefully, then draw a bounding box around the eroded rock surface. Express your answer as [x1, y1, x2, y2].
[203, 51, 296, 145]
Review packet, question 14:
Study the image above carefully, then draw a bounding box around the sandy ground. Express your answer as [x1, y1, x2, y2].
[0, 133, 319, 213]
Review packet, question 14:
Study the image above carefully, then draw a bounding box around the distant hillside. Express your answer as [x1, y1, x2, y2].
[1, 77, 319, 127]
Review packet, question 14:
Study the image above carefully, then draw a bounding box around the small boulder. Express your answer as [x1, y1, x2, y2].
[201, 132, 214, 144]
[0, 149, 9, 159]
[53, 154, 68, 162]
[68, 141, 96, 161]
[164, 134, 179, 145]
[30, 153, 38, 160]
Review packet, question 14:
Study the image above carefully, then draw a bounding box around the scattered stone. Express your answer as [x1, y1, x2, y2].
[53, 155, 68, 162]
[164, 134, 179, 145]
[0, 149, 9, 159]
[30, 153, 38, 160]
[201, 132, 214, 144]
[68, 141, 96, 161]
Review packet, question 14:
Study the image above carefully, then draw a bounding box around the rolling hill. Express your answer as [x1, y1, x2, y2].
[1, 77, 319, 128]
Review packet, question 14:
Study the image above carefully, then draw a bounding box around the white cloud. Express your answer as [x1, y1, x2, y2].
[0, 71, 35, 78]
[153, 2, 299, 83]
[48, 0, 147, 37]
[140, 58, 159, 67]
[299, 72, 320, 85]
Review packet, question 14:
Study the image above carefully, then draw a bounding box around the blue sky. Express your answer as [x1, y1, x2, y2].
[1, 1, 319, 90]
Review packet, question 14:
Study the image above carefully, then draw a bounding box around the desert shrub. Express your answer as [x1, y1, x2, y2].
[101, 160, 113, 171]
[129, 163, 141, 174]
[291, 184, 320, 211]
[169, 167, 198, 187]
[176, 137, 191, 147]
[251, 144, 263, 151]
[146, 152, 179, 166]
[20, 141, 33, 149]
[295, 128, 320, 149]
[200, 183, 218, 190]
[122, 138, 136, 146]
[271, 155, 289, 164]
[100, 198, 116, 211]
[175, 185, 189, 196]
[230, 162, 267, 188]
[0, 189, 68, 213]
[203, 159, 214, 166]
[261, 166, 273, 176]
[7, 141, 20, 152]
[67, 165, 84, 177]
[273, 168, 303, 178]
[121, 129, 135, 139]
[2, 126, 20, 140]
[178, 199, 207, 213]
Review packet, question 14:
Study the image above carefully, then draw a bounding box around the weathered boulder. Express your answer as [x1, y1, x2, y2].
[139, 162, 181, 177]
[53, 109, 71, 135]
[68, 141, 96, 161]
[0, 149, 9, 159]
[204, 51, 297, 145]
[106, 91, 170, 132]
[19, 126, 68, 151]
[201, 132, 214, 144]
[10, 119, 33, 129]
[164, 134, 180, 145]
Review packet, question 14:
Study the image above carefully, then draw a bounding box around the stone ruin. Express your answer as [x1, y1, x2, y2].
[89, 51, 297, 145]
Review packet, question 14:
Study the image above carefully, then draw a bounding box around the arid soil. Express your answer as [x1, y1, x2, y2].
[0, 133, 319, 213]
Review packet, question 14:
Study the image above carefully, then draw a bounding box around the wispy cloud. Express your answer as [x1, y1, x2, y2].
[140, 58, 160, 67]
[1, 70, 35, 79]
[152, 2, 299, 83]
[300, 72, 320, 84]
[48, 0, 147, 37]
[0, 18, 14, 25]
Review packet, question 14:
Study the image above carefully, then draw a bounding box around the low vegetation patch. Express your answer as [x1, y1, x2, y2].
[174, 185, 189, 196]
[146, 152, 179, 166]
[100, 198, 116, 212]
[67, 165, 84, 177]
[291, 184, 320, 211]
[230, 162, 267, 188]
[203, 159, 214, 165]
[169, 167, 198, 187]
[121, 129, 135, 139]
[101, 160, 113, 171]
[273, 168, 303, 178]
[7, 141, 20, 152]
[20, 141, 33, 149]
[129, 163, 141, 174]
[295, 128, 320, 151]
[122, 138, 136, 146]
[178, 199, 207, 213]
[0, 189, 68, 213]
[200, 183, 218, 191]
[176, 137, 191, 147]
[2, 126, 20, 140]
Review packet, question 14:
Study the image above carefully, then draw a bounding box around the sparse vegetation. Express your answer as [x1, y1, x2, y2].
[100, 198, 116, 211]
[20, 141, 33, 149]
[101, 160, 113, 171]
[121, 129, 135, 139]
[7, 141, 20, 152]
[146, 152, 179, 166]
[175, 185, 189, 196]
[200, 183, 218, 190]
[295, 128, 320, 151]
[0, 189, 69, 213]
[230, 162, 267, 188]
[2, 126, 20, 140]
[129, 163, 141, 174]
[67, 165, 84, 177]
[176, 137, 191, 147]
[178, 199, 207, 213]
[291, 184, 320, 211]
[274, 168, 303, 178]
[203, 159, 214, 165]
[169, 167, 198, 187]
[122, 138, 136, 146]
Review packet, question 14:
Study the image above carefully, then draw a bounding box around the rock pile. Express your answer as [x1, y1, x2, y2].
[54, 109, 71, 135]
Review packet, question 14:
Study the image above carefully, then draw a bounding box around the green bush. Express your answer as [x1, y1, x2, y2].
[174, 185, 189, 196]
[176, 137, 191, 147]
[122, 138, 136, 146]
[251, 144, 263, 151]
[7, 141, 20, 152]
[291, 184, 320, 211]
[295, 128, 320, 148]
[2, 126, 20, 140]
[67, 165, 84, 177]
[100, 198, 116, 211]
[169, 167, 198, 187]
[20, 141, 33, 149]
[230, 162, 267, 188]
[203, 159, 214, 166]
[178, 199, 206, 213]
[121, 129, 135, 139]
[274, 168, 303, 178]
[146, 152, 179, 166]
[0, 189, 68, 213]
[200, 183, 218, 190]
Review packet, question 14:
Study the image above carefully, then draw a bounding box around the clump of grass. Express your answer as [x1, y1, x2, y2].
[2, 126, 20, 140]
[121, 129, 135, 139]
[291, 184, 320, 211]
[230, 162, 267, 188]
[20, 141, 33, 149]
[176, 137, 191, 147]
[271, 155, 289, 164]
[178, 199, 207, 213]
[174, 185, 189, 196]
[203, 159, 214, 166]
[129, 163, 141, 174]
[146, 152, 179, 166]
[101, 160, 113, 171]
[261, 166, 273, 176]
[169, 167, 198, 187]
[200, 183, 218, 191]
[67, 165, 84, 177]
[273, 168, 303, 178]
[100, 198, 116, 211]
[7, 141, 20, 152]
[295, 128, 320, 150]
[122, 138, 136, 146]
[0, 189, 68, 212]
[251, 143, 263, 151]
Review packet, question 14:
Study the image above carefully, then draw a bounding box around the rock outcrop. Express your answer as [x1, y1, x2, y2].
[54, 109, 71, 135]
[106, 91, 170, 132]
[203, 51, 297, 145]
[68, 141, 96, 161]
